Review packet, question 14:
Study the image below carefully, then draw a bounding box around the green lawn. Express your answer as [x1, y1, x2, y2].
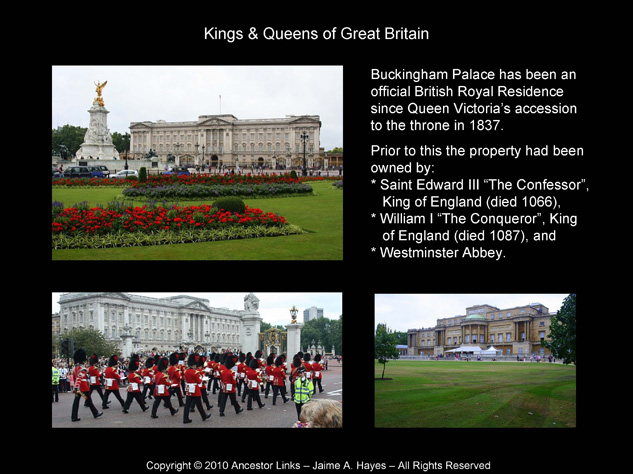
[375, 360, 576, 428]
[51, 180, 342, 260]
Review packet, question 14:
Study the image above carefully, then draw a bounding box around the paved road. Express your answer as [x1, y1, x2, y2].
[52, 363, 342, 428]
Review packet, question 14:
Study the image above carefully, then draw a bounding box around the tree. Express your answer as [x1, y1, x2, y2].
[375, 323, 399, 379]
[52, 125, 87, 157]
[543, 294, 576, 364]
[60, 328, 119, 361]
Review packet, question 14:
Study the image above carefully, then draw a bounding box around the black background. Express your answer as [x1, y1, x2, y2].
[44, 7, 611, 472]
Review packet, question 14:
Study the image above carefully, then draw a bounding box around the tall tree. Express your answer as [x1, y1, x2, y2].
[543, 294, 576, 364]
[375, 323, 399, 379]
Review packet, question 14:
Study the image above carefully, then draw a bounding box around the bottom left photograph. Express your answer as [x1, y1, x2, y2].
[51, 291, 342, 428]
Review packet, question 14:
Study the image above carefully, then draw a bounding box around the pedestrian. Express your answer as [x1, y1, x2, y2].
[71, 349, 103, 422]
[245, 358, 265, 410]
[293, 399, 342, 428]
[52, 363, 60, 402]
[272, 355, 289, 405]
[218, 353, 243, 416]
[59, 363, 68, 392]
[312, 354, 324, 394]
[293, 366, 313, 421]
[151, 357, 179, 418]
[183, 353, 211, 424]
[102, 355, 125, 409]
[122, 357, 148, 414]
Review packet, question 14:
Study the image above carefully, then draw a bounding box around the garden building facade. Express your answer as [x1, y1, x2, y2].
[56, 292, 263, 355]
[129, 114, 321, 170]
[407, 303, 555, 358]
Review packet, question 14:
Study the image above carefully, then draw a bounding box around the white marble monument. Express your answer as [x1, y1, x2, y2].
[75, 80, 120, 160]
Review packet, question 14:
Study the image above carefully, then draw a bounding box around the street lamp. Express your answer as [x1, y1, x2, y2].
[300, 131, 309, 176]
[290, 305, 298, 324]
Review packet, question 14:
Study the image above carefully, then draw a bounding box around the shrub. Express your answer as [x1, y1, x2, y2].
[139, 167, 147, 182]
[212, 196, 246, 214]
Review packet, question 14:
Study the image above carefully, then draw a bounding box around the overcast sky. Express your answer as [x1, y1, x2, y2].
[375, 293, 569, 332]
[52, 292, 342, 328]
[51, 65, 343, 151]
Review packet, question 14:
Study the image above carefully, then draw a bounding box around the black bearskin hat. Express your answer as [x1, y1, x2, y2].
[266, 354, 275, 365]
[157, 357, 169, 372]
[254, 350, 262, 359]
[275, 355, 284, 367]
[239, 353, 246, 363]
[89, 353, 99, 365]
[225, 355, 235, 370]
[293, 355, 302, 367]
[314, 354, 322, 362]
[108, 355, 119, 367]
[169, 352, 179, 366]
[188, 353, 199, 367]
[145, 357, 155, 368]
[303, 353, 311, 362]
[129, 359, 139, 372]
[73, 348, 87, 364]
[249, 358, 258, 369]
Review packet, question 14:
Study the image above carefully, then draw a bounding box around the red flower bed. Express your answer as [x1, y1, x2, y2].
[52, 204, 286, 235]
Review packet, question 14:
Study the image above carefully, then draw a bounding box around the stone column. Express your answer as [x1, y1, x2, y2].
[286, 322, 304, 357]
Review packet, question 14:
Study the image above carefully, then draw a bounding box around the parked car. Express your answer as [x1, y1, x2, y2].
[93, 165, 110, 177]
[62, 166, 92, 179]
[162, 166, 191, 176]
[112, 169, 139, 179]
[88, 166, 105, 178]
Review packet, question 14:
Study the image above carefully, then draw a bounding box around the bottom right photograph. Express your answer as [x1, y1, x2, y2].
[374, 293, 576, 428]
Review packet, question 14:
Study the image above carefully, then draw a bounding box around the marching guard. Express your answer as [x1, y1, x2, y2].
[218, 353, 243, 416]
[245, 358, 265, 410]
[71, 349, 102, 422]
[102, 355, 125, 409]
[141, 357, 155, 401]
[312, 354, 325, 394]
[271, 355, 289, 405]
[150, 357, 179, 418]
[122, 357, 148, 413]
[86, 353, 106, 407]
[183, 353, 211, 424]
[168, 352, 184, 407]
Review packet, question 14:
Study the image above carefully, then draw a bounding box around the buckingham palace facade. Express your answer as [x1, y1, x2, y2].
[56, 292, 262, 355]
[407, 302, 555, 358]
[129, 114, 321, 169]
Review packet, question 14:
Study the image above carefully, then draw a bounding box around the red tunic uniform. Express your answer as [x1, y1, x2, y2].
[153, 371, 171, 397]
[104, 366, 121, 390]
[311, 361, 323, 380]
[272, 366, 286, 386]
[73, 365, 89, 392]
[219, 367, 237, 393]
[184, 368, 202, 397]
[168, 365, 181, 390]
[127, 372, 142, 392]
[88, 365, 102, 387]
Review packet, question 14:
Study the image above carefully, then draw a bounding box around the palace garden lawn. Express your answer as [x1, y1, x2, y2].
[52, 177, 342, 260]
[374, 360, 576, 428]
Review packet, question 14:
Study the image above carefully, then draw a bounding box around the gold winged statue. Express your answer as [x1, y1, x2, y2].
[94, 80, 107, 107]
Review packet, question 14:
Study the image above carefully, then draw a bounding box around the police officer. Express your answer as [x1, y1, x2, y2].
[52, 363, 60, 402]
[293, 366, 313, 421]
